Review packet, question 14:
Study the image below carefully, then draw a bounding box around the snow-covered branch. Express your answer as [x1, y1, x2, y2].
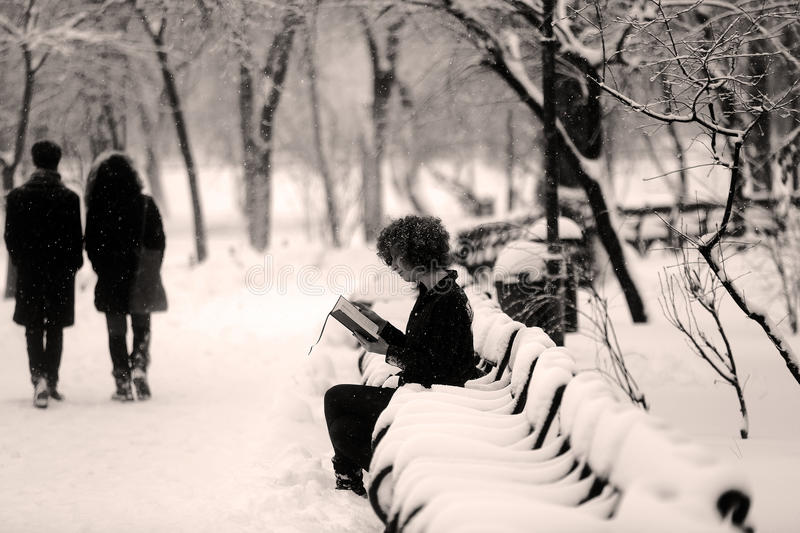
[659, 254, 750, 437]
[1, 0, 126, 53]
[590, 75, 745, 138]
[0, 14, 23, 38]
[586, 0, 800, 388]
[699, 244, 800, 386]
[553, 0, 604, 65]
[662, 0, 800, 73]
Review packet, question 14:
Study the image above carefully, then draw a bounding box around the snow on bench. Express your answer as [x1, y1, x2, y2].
[351, 289, 754, 533]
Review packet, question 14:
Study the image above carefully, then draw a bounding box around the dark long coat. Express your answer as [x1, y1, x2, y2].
[84, 194, 165, 314]
[4, 170, 84, 327]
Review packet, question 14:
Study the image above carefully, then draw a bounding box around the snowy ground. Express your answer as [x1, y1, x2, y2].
[0, 226, 386, 533]
[2, 211, 800, 532]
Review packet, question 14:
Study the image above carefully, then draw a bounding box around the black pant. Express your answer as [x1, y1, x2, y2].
[105, 313, 151, 379]
[25, 325, 63, 386]
[324, 384, 396, 473]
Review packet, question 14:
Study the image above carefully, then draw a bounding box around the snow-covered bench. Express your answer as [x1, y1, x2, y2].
[391, 371, 753, 533]
[353, 289, 754, 533]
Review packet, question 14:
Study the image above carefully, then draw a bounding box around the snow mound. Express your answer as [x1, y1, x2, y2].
[482, 319, 525, 366]
[528, 217, 584, 241]
[493, 240, 548, 283]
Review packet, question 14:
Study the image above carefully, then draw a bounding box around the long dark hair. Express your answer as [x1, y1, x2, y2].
[85, 151, 144, 210]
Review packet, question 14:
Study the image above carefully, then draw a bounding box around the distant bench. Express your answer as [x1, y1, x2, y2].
[354, 289, 754, 533]
[617, 196, 800, 254]
[451, 196, 800, 282]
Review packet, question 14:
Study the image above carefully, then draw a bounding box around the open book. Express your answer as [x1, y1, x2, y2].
[330, 296, 382, 342]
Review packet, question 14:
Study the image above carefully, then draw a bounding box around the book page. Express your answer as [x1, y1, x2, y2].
[333, 297, 380, 337]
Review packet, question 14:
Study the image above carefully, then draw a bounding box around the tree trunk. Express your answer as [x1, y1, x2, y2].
[699, 141, 800, 387]
[2, 54, 33, 193]
[505, 110, 515, 212]
[359, 14, 403, 242]
[733, 379, 749, 439]
[541, 0, 565, 345]
[567, 141, 647, 322]
[306, 7, 341, 247]
[404, 156, 428, 214]
[149, 48, 203, 257]
[394, 80, 427, 214]
[89, 98, 127, 161]
[661, 80, 688, 247]
[101, 102, 125, 150]
[137, 97, 167, 213]
[4, 46, 35, 299]
[237, 12, 297, 251]
[746, 39, 773, 194]
[155, 46, 206, 262]
[490, 58, 648, 323]
[238, 61, 262, 249]
[363, 76, 388, 242]
[131, 6, 207, 262]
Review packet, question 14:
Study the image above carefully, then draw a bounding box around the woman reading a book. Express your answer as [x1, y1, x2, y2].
[323, 215, 477, 496]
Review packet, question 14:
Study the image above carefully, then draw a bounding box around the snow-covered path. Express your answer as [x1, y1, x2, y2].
[0, 235, 382, 533]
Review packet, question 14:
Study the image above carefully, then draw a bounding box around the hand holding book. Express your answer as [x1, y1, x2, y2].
[349, 303, 392, 356]
[351, 301, 387, 329]
[308, 296, 394, 357]
[353, 331, 389, 355]
[328, 296, 386, 341]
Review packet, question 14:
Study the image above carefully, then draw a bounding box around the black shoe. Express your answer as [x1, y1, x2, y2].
[333, 459, 367, 497]
[132, 368, 151, 401]
[335, 473, 367, 497]
[112, 378, 134, 402]
[33, 377, 49, 409]
[48, 383, 64, 401]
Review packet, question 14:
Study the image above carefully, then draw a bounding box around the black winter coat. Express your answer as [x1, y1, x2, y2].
[4, 170, 84, 327]
[380, 270, 478, 387]
[84, 194, 165, 313]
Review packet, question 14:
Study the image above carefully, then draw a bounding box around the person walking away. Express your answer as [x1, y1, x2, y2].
[84, 152, 166, 402]
[4, 140, 83, 408]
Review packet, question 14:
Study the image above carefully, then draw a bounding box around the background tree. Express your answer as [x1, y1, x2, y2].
[304, 0, 342, 247]
[590, 0, 800, 385]
[400, 0, 648, 323]
[1, 0, 122, 297]
[126, 0, 207, 262]
[228, 0, 302, 251]
[660, 254, 750, 438]
[357, 8, 405, 241]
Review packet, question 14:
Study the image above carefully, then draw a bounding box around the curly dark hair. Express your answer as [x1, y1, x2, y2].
[84, 151, 144, 209]
[377, 215, 452, 270]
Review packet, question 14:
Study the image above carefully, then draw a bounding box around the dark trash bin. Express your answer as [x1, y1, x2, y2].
[527, 217, 583, 333]
[492, 241, 563, 338]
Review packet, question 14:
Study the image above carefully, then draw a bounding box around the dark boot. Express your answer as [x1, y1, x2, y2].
[132, 368, 151, 401]
[332, 457, 367, 497]
[131, 317, 152, 400]
[47, 382, 64, 401]
[109, 334, 131, 381]
[131, 314, 151, 371]
[111, 377, 134, 402]
[33, 377, 49, 409]
[44, 326, 63, 393]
